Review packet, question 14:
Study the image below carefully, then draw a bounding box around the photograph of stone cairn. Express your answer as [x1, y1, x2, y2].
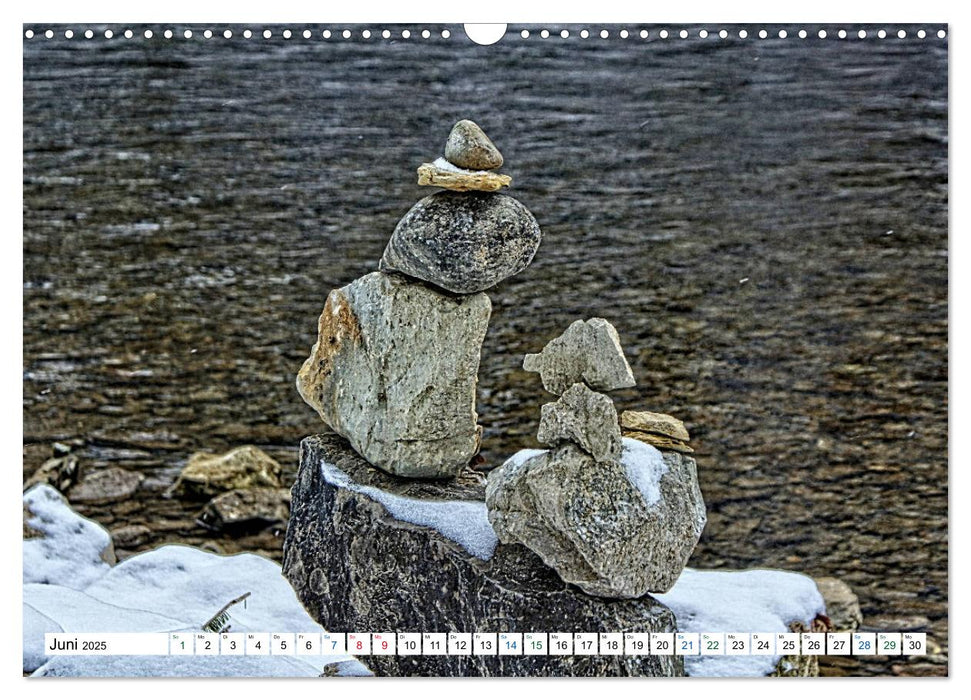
[23, 28, 948, 679]
[282, 122, 826, 678]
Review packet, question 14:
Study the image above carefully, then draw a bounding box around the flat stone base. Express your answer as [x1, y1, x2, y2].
[282, 434, 684, 677]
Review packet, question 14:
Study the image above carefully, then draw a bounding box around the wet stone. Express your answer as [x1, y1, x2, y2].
[69, 468, 144, 505]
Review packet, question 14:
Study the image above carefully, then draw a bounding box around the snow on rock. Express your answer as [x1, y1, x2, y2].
[23, 483, 114, 589]
[24, 537, 368, 675]
[657, 568, 826, 677]
[620, 437, 668, 506]
[321, 459, 498, 560]
[433, 156, 489, 175]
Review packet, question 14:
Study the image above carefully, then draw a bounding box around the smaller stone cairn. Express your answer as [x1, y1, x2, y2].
[486, 318, 707, 598]
[297, 119, 541, 478]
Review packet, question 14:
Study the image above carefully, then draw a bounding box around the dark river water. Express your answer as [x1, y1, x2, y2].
[23, 24, 947, 676]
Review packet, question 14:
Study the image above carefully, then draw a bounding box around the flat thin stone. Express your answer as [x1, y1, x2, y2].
[620, 410, 690, 441]
[537, 383, 622, 462]
[296, 272, 491, 478]
[444, 119, 504, 170]
[622, 430, 695, 454]
[417, 161, 511, 192]
[523, 318, 635, 395]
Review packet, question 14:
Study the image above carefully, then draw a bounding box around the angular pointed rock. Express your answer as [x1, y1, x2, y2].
[444, 119, 504, 170]
[537, 382, 622, 462]
[523, 318, 636, 395]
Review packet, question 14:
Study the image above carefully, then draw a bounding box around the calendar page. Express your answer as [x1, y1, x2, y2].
[21, 13, 949, 682]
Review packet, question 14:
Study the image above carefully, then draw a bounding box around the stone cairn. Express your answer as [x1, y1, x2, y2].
[283, 121, 704, 677]
[486, 318, 707, 598]
[295, 119, 540, 479]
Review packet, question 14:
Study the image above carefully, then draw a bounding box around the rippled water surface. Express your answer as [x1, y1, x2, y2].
[23, 25, 947, 676]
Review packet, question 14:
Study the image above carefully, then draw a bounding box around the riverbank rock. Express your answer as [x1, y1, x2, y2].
[282, 434, 683, 677]
[444, 119, 503, 170]
[379, 192, 541, 294]
[814, 577, 863, 631]
[536, 382, 622, 461]
[110, 524, 152, 549]
[296, 272, 491, 478]
[418, 159, 511, 192]
[486, 438, 706, 597]
[523, 318, 635, 395]
[170, 446, 283, 499]
[198, 488, 291, 533]
[24, 444, 82, 492]
[69, 468, 144, 505]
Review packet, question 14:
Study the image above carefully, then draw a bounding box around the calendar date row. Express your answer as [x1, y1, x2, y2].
[46, 632, 926, 657]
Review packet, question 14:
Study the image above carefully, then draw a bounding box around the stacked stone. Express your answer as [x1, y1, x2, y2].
[486, 318, 707, 598]
[296, 120, 541, 478]
[621, 410, 694, 454]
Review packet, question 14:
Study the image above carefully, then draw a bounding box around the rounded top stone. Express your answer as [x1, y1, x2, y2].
[444, 120, 504, 171]
[380, 191, 542, 295]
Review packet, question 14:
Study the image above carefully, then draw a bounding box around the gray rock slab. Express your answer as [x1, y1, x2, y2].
[379, 191, 541, 294]
[282, 434, 683, 677]
[486, 439, 707, 597]
[296, 272, 491, 479]
[523, 318, 635, 395]
[537, 382, 622, 462]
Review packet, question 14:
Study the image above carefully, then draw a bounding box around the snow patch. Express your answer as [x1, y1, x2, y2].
[432, 156, 490, 175]
[620, 438, 668, 506]
[23, 483, 113, 590]
[321, 459, 498, 560]
[657, 568, 826, 677]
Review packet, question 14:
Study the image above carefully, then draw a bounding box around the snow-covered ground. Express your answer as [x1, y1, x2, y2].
[22, 483, 367, 677]
[23, 481, 823, 678]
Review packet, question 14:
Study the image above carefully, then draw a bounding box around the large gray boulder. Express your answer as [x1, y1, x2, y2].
[296, 272, 490, 479]
[523, 318, 636, 395]
[282, 435, 683, 677]
[486, 438, 707, 598]
[379, 192, 541, 294]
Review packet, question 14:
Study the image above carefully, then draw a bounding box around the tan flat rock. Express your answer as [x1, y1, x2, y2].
[620, 410, 690, 441]
[622, 430, 694, 454]
[417, 161, 511, 192]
